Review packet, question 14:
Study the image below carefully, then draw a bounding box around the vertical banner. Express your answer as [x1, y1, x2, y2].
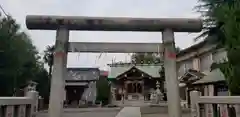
[5, 106, 14, 117]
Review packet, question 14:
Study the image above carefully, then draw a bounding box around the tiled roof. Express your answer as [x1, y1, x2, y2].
[193, 69, 225, 84]
[179, 69, 205, 83]
[66, 68, 100, 81]
[108, 64, 162, 78]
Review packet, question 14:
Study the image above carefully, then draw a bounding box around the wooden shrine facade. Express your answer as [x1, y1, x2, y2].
[108, 64, 164, 100]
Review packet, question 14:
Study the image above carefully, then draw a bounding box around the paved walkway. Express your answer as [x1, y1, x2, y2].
[36, 106, 190, 117]
[116, 107, 141, 117]
[36, 108, 121, 117]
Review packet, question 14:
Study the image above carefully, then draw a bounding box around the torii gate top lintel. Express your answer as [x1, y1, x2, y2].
[26, 15, 202, 32]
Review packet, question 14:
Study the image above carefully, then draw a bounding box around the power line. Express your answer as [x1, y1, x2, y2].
[0, 4, 8, 16]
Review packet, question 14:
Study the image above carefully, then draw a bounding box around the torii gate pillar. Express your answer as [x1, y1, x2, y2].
[49, 27, 69, 117]
[162, 29, 181, 117]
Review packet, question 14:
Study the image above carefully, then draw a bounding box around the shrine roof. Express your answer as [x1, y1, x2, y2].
[66, 67, 100, 81]
[179, 69, 205, 83]
[108, 64, 162, 79]
[193, 69, 225, 84]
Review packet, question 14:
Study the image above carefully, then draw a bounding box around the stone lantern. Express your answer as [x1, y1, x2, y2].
[155, 81, 163, 104]
[24, 80, 38, 95]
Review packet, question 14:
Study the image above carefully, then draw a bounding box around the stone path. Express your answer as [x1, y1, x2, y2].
[115, 107, 141, 117]
[36, 106, 190, 117]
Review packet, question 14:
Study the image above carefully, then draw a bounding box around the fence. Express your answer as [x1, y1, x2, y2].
[190, 90, 240, 117]
[0, 91, 38, 117]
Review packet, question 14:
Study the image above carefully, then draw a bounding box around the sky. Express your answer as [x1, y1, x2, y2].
[1, 0, 201, 70]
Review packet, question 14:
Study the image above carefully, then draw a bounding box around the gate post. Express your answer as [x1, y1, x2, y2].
[162, 29, 181, 117]
[190, 91, 200, 117]
[26, 90, 39, 116]
[49, 27, 69, 117]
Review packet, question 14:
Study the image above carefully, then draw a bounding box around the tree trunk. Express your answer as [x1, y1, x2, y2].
[49, 66, 52, 77]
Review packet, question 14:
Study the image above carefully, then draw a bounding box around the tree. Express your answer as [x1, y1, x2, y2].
[131, 53, 161, 64]
[0, 16, 40, 95]
[43, 45, 54, 76]
[131, 47, 181, 64]
[0, 15, 50, 100]
[96, 78, 110, 105]
[34, 64, 50, 104]
[196, 0, 240, 95]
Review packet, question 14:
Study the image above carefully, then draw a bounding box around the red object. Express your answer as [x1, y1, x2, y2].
[100, 71, 108, 76]
[167, 52, 176, 59]
[54, 52, 66, 57]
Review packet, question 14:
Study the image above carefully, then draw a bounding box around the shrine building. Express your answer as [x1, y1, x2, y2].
[107, 63, 164, 101]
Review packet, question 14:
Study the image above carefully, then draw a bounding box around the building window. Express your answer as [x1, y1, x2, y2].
[178, 63, 186, 77]
[212, 50, 227, 63]
[177, 60, 193, 77]
[185, 60, 193, 70]
[199, 54, 212, 72]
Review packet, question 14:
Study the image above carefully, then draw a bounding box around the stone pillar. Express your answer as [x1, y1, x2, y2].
[162, 29, 181, 117]
[49, 27, 69, 117]
[204, 85, 214, 117]
[5, 106, 14, 117]
[190, 91, 200, 117]
[18, 105, 26, 117]
[26, 90, 39, 117]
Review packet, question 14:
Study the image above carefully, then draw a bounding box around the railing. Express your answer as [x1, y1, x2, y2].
[190, 90, 240, 117]
[0, 91, 38, 117]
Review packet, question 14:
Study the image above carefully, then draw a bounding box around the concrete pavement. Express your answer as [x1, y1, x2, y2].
[36, 105, 191, 117]
[36, 108, 121, 117]
[116, 107, 141, 117]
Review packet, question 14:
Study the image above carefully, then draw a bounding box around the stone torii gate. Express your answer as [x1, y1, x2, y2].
[25, 15, 202, 117]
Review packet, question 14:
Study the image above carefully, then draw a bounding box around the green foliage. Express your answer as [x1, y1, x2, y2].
[131, 53, 161, 64]
[0, 15, 50, 98]
[198, 0, 240, 95]
[131, 47, 181, 64]
[43, 45, 54, 76]
[96, 78, 110, 105]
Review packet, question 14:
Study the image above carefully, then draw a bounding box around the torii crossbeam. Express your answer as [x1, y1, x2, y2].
[68, 42, 163, 53]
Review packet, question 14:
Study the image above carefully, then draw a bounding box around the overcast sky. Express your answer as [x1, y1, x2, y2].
[1, 0, 201, 70]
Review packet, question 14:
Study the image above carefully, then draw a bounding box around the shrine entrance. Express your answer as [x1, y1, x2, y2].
[26, 15, 202, 117]
[126, 81, 143, 94]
